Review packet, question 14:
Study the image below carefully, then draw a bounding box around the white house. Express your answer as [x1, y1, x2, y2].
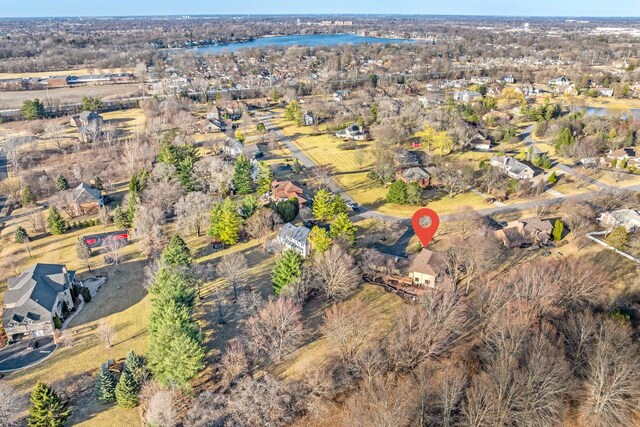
[490, 155, 535, 180]
[453, 90, 483, 102]
[276, 223, 311, 257]
[598, 209, 640, 232]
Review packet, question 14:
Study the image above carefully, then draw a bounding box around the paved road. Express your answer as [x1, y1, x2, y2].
[0, 147, 7, 216]
[0, 337, 56, 372]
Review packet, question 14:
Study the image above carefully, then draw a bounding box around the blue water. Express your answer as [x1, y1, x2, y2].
[577, 106, 640, 120]
[198, 33, 415, 53]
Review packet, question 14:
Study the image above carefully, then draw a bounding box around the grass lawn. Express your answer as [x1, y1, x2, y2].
[0, 68, 135, 80]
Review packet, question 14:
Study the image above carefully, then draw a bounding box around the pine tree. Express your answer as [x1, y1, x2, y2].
[330, 212, 356, 245]
[312, 189, 335, 221]
[124, 350, 145, 381]
[309, 226, 332, 253]
[275, 198, 299, 223]
[161, 235, 192, 268]
[53, 314, 62, 329]
[207, 202, 223, 239]
[22, 185, 37, 206]
[94, 367, 117, 403]
[332, 194, 349, 217]
[113, 205, 130, 229]
[54, 174, 69, 192]
[148, 325, 204, 388]
[386, 180, 408, 204]
[406, 182, 423, 205]
[552, 219, 564, 241]
[256, 161, 274, 195]
[271, 249, 304, 294]
[15, 226, 28, 244]
[28, 382, 70, 427]
[47, 206, 67, 235]
[115, 370, 139, 408]
[232, 155, 253, 195]
[240, 195, 259, 219]
[217, 198, 240, 245]
[607, 225, 628, 250]
[548, 171, 557, 184]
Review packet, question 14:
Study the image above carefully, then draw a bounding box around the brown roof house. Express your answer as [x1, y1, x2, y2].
[495, 217, 553, 248]
[270, 180, 307, 207]
[70, 182, 104, 216]
[407, 248, 449, 288]
[397, 167, 431, 188]
[600, 147, 640, 168]
[3, 264, 78, 340]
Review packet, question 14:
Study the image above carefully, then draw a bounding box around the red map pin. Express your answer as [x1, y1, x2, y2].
[411, 208, 440, 248]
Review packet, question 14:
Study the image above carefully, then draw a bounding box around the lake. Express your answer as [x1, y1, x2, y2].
[577, 106, 640, 120]
[198, 33, 415, 54]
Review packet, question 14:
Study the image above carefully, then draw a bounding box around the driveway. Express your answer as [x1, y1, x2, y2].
[0, 337, 57, 372]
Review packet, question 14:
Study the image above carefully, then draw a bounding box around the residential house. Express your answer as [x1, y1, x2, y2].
[407, 249, 448, 288]
[495, 217, 553, 248]
[70, 182, 103, 216]
[3, 264, 78, 340]
[303, 111, 315, 126]
[270, 180, 307, 206]
[70, 111, 103, 128]
[468, 133, 492, 151]
[596, 87, 614, 97]
[199, 118, 226, 134]
[453, 90, 483, 102]
[335, 124, 368, 141]
[224, 140, 262, 159]
[501, 75, 516, 84]
[276, 223, 311, 257]
[333, 90, 349, 101]
[600, 147, 640, 168]
[394, 148, 421, 168]
[548, 76, 571, 86]
[490, 155, 535, 180]
[598, 209, 640, 232]
[398, 167, 431, 188]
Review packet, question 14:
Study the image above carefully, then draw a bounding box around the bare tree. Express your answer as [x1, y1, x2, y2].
[344, 376, 418, 427]
[96, 319, 116, 348]
[58, 329, 76, 348]
[133, 204, 166, 257]
[237, 290, 264, 317]
[245, 298, 305, 363]
[45, 122, 65, 153]
[216, 253, 248, 300]
[220, 341, 249, 387]
[452, 206, 485, 240]
[322, 299, 375, 362]
[0, 381, 25, 427]
[141, 382, 177, 427]
[102, 236, 125, 265]
[175, 191, 212, 237]
[245, 208, 281, 247]
[312, 245, 361, 300]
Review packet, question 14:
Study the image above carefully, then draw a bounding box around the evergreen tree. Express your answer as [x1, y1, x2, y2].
[218, 198, 240, 245]
[312, 189, 335, 221]
[330, 212, 356, 245]
[240, 195, 259, 219]
[28, 382, 70, 427]
[15, 226, 28, 244]
[47, 206, 67, 235]
[53, 314, 62, 329]
[275, 198, 299, 222]
[115, 370, 139, 408]
[92, 175, 103, 190]
[607, 225, 628, 250]
[284, 99, 303, 124]
[113, 205, 130, 229]
[21, 99, 46, 120]
[548, 171, 557, 184]
[124, 351, 146, 381]
[554, 128, 575, 154]
[406, 182, 423, 205]
[552, 219, 564, 241]
[207, 202, 223, 239]
[232, 155, 253, 195]
[94, 367, 117, 403]
[22, 185, 37, 206]
[256, 161, 274, 195]
[161, 235, 192, 268]
[148, 326, 205, 388]
[309, 226, 332, 253]
[271, 249, 304, 294]
[332, 194, 349, 217]
[54, 174, 69, 192]
[386, 180, 408, 204]
[81, 96, 102, 111]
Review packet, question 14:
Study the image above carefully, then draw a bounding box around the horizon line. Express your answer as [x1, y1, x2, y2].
[1, 13, 640, 19]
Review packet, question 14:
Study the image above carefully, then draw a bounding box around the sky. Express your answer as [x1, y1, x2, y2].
[1, 0, 640, 18]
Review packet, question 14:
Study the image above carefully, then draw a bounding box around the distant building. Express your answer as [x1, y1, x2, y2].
[453, 90, 483, 102]
[598, 209, 640, 232]
[46, 76, 70, 87]
[468, 133, 492, 151]
[70, 111, 103, 128]
[333, 90, 349, 101]
[70, 182, 103, 216]
[601, 147, 640, 168]
[303, 111, 315, 126]
[490, 155, 535, 180]
[407, 249, 448, 288]
[501, 75, 516, 84]
[270, 180, 307, 206]
[595, 87, 614, 97]
[397, 167, 431, 188]
[276, 223, 311, 257]
[548, 76, 571, 86]
[335, 124, 368, 141]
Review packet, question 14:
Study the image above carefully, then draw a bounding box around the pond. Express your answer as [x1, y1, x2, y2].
[197, 33, 415, 54]
[576, 106, 640, 120]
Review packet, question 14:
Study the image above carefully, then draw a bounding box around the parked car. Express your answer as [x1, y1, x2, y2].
[347, 202, 360, 212]
[27, 340, 39, 350]
[519, 242, 532, 249]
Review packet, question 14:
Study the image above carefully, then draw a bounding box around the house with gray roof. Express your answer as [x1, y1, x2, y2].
[276, 223, 311, 257]
[70, 182, 103, 216]
[490, 155, 535, 180]
[3, 264, 77, 341]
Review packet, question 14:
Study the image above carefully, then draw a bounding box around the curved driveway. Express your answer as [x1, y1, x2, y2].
[0, 337, 57, 372]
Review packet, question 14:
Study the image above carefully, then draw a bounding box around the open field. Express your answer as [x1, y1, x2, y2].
[0, 68, 135, 80]
[0, 84, 144, 110]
